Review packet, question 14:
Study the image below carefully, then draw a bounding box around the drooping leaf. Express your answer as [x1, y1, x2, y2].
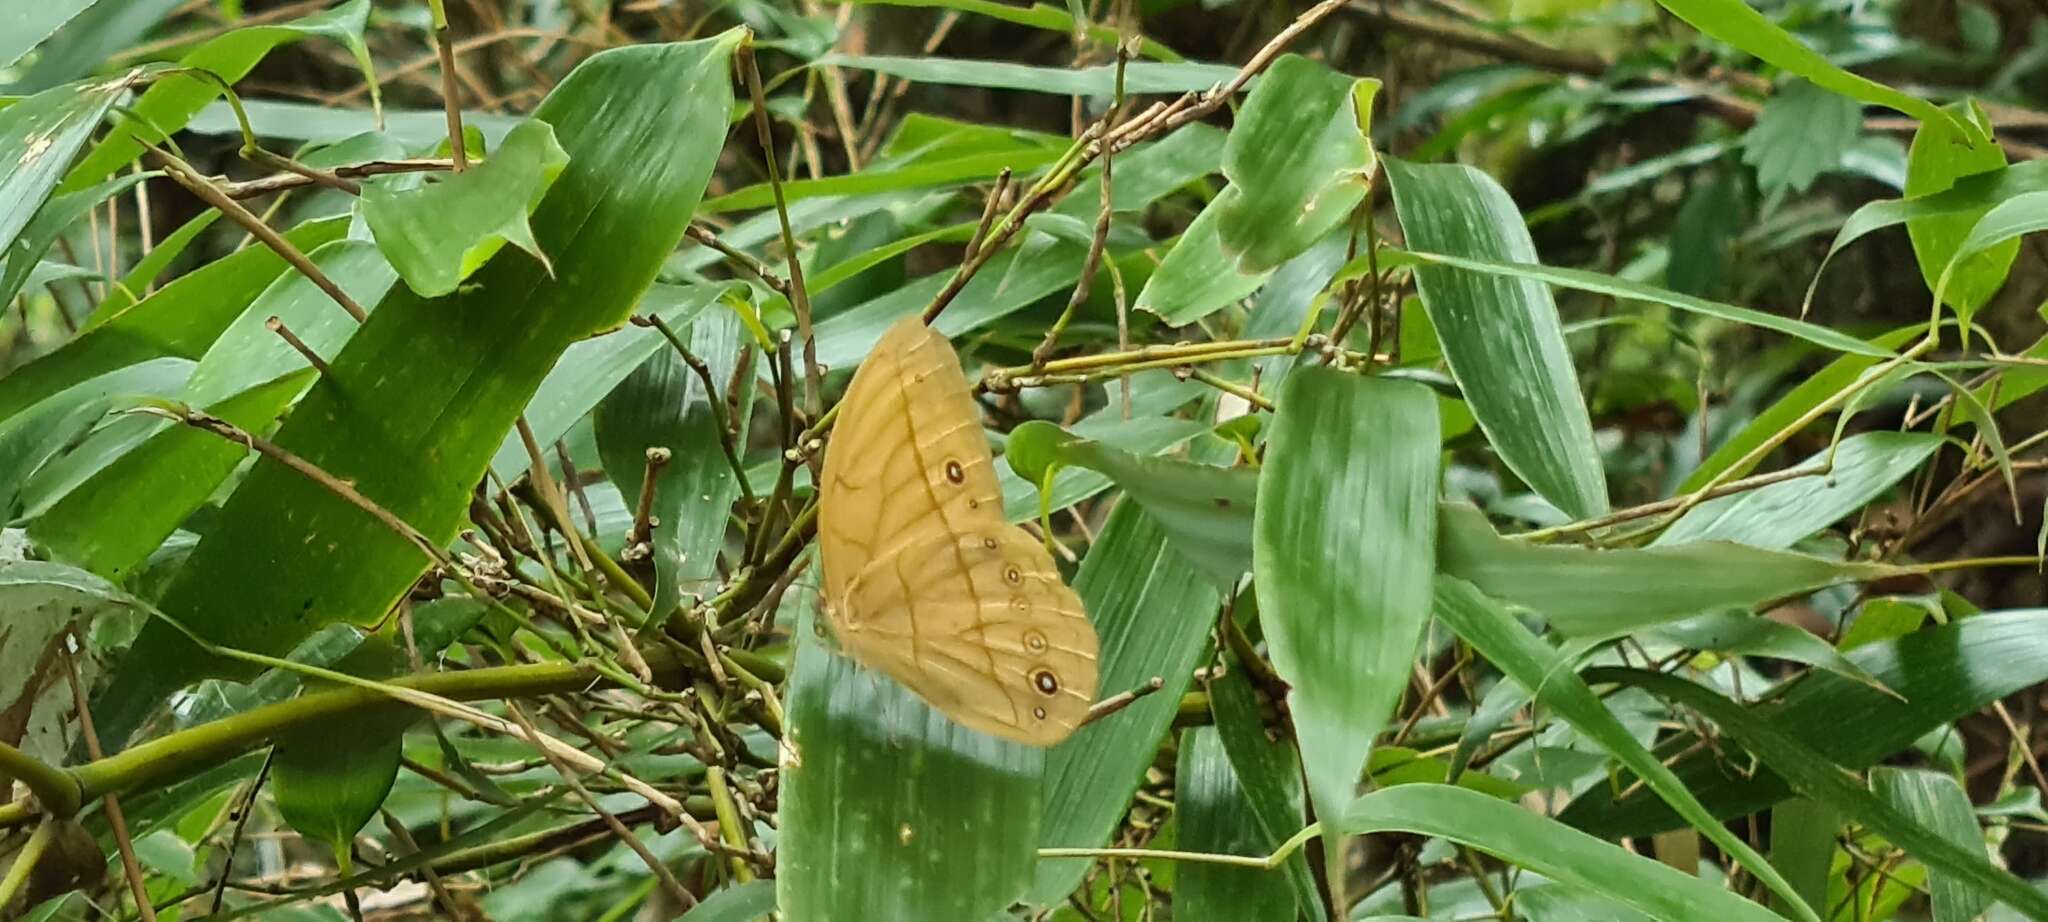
[1206, 652, 1320, 918]
[1562, 609, 2048, 835]
[1433, 577, 1820, 922]
[1588, 667, 2048, 920]
[1031, 504, 1222, 904]
[361, 119, 571, 298]
[1255, 368, 1438, 814]
[1005, 420, 1254, 587]
[1215, 54, 1377, 274]
[1383, 158, 1607, 518]
[271, 636, 411, 865]
[1437, 503, 1899, 638]
[94, 35, 745, 747]
[1906, 102, 2015, 321]
[1336, 784, 1786, 922]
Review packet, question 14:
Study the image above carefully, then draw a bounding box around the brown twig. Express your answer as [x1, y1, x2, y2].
[64, 632, 156, 922]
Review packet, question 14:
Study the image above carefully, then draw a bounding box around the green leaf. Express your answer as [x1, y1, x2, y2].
[95, 209, 220, 317]
[1743, 81, 1862, 197]
[701, 146, 1063, 215]
[1255, 368, 1438, 813]
[60, 0, 379, 193]
[2, 0, 178, 93]
[1933, 190, 2048, 324]
[181, 240, 399, 405]
[1132, 188, 1273, 324]
[1649, 610, 1887, 691]
[676, 881, 775, 922]
[815, 236, 1084, 370]
[814, 54, 1236, 95]
[1370, 247, 1891, 358]
[0, 215, 348, 420]
[1588, 668, 2048, 921]
[1666, 164, 1744, 298]
[1439, 504, 1898, 638]
[1215, 55, 1377, 274]
[780, 589, 1041, 920]
[0, 171, 152, 311]
[1336, 784, 1786, 922]
[184, 99, 524, 149]
[271, 638, 410, 864]
[1004, 420, 1254, 587]
[1174, 728, 1296, 922]
[1433, 577, 1820, 922]
[847, 0, 1182, 60]
[1768, 799, 1839, 920]
[1678, 326, 1924, 493]
[593, 304, 750, 615]
[1810, 159, 2048, 311]
[1206, 651, 1320, 918]
[0, 70, 146, 257]
[1869, 768, 1991, 922]
[0, 358, 192, 518]
[94, 34, 744, 747]
[1906, 103, 2014, 319]
[487, 283, 724, 481]
[1383, 158, 1608, 518]
[1649, 0, 1972, 138]
[0, 0, 100, 71]
[1032, 504, 1222, 904]
[362, 119, 570, 298]
[1562, 609, 2048, 835]
[30, 371, 313, 582]
[1656, 431, 1942, 550]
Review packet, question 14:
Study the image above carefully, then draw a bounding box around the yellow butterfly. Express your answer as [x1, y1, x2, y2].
[817, 315, 1099, 746]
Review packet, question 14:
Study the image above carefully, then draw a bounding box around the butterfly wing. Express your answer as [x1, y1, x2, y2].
[818, 314, 1099, 746]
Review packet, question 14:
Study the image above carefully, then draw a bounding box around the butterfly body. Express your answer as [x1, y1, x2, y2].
[818, 315, 1099, 747]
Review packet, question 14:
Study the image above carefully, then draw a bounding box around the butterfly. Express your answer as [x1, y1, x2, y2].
[817, 314, 1099, 746]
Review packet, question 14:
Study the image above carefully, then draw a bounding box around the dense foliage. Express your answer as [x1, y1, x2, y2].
[3, 0, 2048, 920]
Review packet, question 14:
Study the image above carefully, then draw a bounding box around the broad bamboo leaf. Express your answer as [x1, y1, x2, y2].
[1383, 158, 1607, 518]
[362, 119, 570, 298]
[1337, 784, 1785, 922]
[1590, 668, 2048, 920]
[1133, 188, 1272, 324]
[1434, 577, 1821, 921]
[1206, 653, 1320, 918]
[1031, 504, 1222, 904]
[780, 590, 1041, 921]
[1438, 503, 1898, 638]
[0, 216, 348, 420]
[1175, 728, 1296, 922]
[0, 69, 146, 257]
[1255, 368, 1438, 813]
[60, 0, 379, 192]
[1870, 768, 1990, 922]
[95, 36, 744, 747]
[1562, 609, 2048, 835]
[814, 53, 1236, 95]
[594, 305, 750, 615]
[1906, 102, 2014, 320]
[271, 637, 410, 866]
[1656, 431, 1941, 550]
[0, 0, 99, 71]
[1215, 54, 1376, 274]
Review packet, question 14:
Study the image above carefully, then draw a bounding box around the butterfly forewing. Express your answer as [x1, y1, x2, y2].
[817, 315, 1100, 747]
